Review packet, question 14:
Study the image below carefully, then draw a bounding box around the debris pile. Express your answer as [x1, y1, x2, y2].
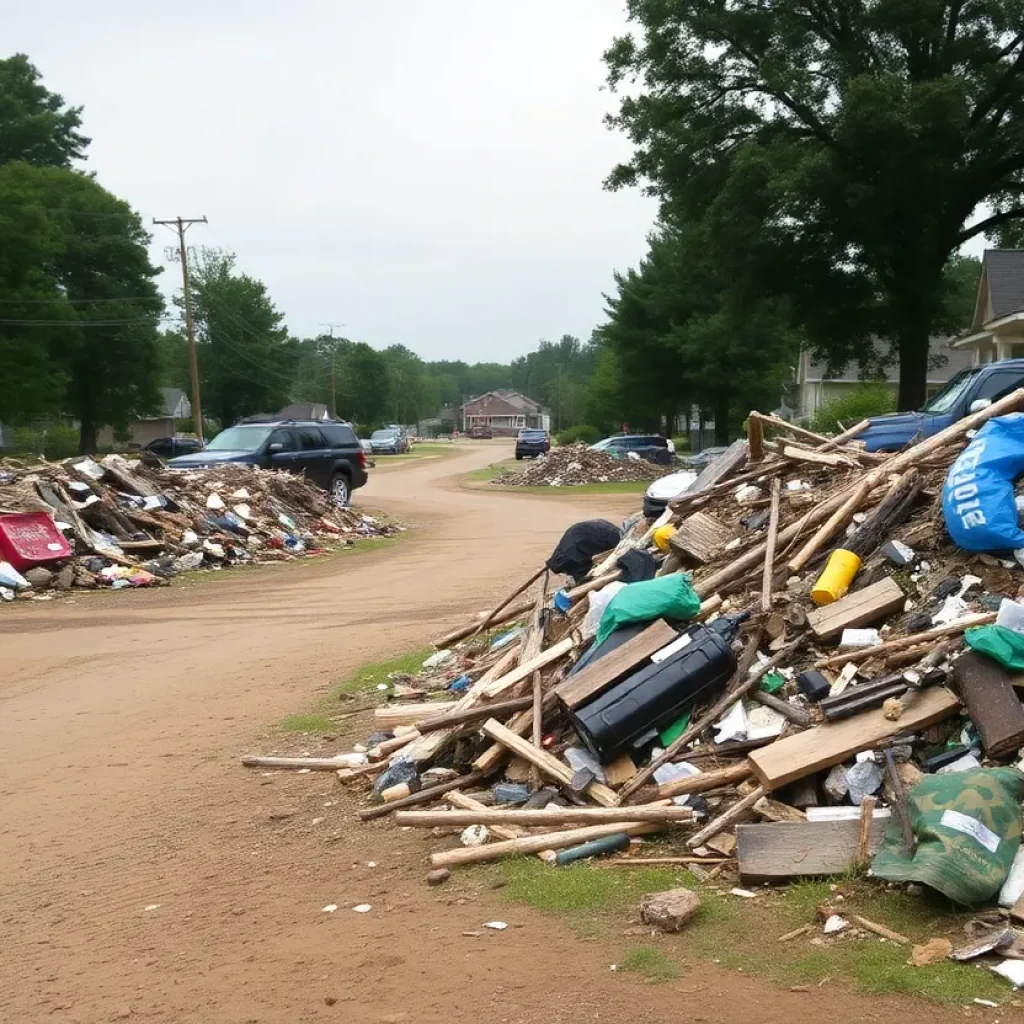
[492, 441, 674, 487]
[0, 453, 397, 600]
[247, 391, 1024, 988]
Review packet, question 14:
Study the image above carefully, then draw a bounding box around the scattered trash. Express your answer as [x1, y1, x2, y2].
[492, 442, 678, 487]
[483, 921, 508, 930]
[352, 904, 372, 914]
[322, 904, 338, 913]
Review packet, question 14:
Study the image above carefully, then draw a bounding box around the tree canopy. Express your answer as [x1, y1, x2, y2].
[605, 1, 1024, 408]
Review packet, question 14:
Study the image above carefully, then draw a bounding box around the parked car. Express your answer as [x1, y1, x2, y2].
[514, 428, 551, 459]
[682, 445, 729, 471]
[468, 424, 492, 439]
[642, 469, 698, 519]
[591, 434, 673, 465]
[167, 419, 368, 506]
[142, 436, 204, 459]
[860, 359, 1024, 452]
[369, 427, 410, 455]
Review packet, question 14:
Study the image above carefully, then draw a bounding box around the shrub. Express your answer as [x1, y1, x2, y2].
[556, 424, 601, 446]
[809, 384, 896, 435]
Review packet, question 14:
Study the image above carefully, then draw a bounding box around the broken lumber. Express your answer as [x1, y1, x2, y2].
[735, 819, 888, 881]
[555, 618, 677, 709]
[429, 821, 663, 868]
[357, 770, 491, 821]
[761, 478, 781, 613]
[395, 805, 691, 827]
[788, 477, 874, 573]
[952, 651, 1024, 758]
[669, 512, 734, 566]
[806, 578, 906, 641]
[687, 786, 766, 848]
[480, 718, 619, 807]
[483, 637, 575, 699]
[446, 791, 525, 841]
[853, 916, 909, 945]
[653, 762, 752, 800]
[241, 755, 362, 771]
[747, 686, 960, 790]
[373, 702, 459, 729]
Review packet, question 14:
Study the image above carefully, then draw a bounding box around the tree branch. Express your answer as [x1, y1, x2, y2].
[959, 206, 1024, 244]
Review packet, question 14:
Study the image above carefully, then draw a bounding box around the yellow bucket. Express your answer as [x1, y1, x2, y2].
[811, 549, 862, 606]
[653, 524, 677, 554]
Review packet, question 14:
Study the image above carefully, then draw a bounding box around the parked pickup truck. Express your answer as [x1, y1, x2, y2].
[860, 359, 1024, 452]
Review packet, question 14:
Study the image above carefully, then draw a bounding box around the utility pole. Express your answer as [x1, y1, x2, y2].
[154, 216, 208, 442]
[319, 322, 345, 419]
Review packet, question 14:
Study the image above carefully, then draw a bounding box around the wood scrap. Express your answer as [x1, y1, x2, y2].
[736, 819, 888, 881]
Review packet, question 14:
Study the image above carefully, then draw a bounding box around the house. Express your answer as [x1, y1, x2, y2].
[459, 391, 550, 436]
[277, 402, 330, 421]
[790, 342, 974, 420]
[952, 249, 1024, 363]
[97, 387, 192, 448]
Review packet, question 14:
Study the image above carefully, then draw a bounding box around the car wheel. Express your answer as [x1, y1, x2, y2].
[330, 473, 350, 507]
[515, 454, 523, 460]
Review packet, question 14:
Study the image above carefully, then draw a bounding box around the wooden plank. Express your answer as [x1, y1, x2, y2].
[603, 752, 638, 788]
[483, 637, 574, 698]
[357, 769, 491, 821]
[747, 686, 960, 790]
[736, 819, 888, 881]
[555, 619, 677, 709]
[953, 651, 1024, 758]
[747, 414, 764, 463]
[806, 578, 906, 641]
[374, 702, 458, 728]
[687, 786, 765, 848]
[480, 718, 619, 807]
[653, 762, 752, 800]
[761, 478, 781, 613]
[782, 445, 854, 467]
[396, 804, 690, 827]
[668, 512, 733, 566]
[241, 755, 362, 771]
[446, 791, 524, 841]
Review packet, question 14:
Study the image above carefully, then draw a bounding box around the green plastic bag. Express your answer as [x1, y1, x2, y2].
[871, 767, 1024, 905]
[965, 624, 1024, 671]
[595, 574, 701, 646]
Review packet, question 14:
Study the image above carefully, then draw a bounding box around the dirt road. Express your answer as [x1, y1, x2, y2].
[0, 444, 974, 1023]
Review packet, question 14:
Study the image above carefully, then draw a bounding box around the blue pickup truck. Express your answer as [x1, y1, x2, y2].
[860, 359, 1024, 452]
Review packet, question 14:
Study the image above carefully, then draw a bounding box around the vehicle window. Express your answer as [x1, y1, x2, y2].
[371, 429, 396, 441]
[296, 428, 325, 450]
[921, 368, 981, 414]
[206, 426, 274, 451]
[267, 429, 294, 451]
[321, 424, 356, 447]
[975, 371, 1024, 403]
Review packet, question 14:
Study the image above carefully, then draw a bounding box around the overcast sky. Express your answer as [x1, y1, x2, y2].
[8, 1, 656, 362]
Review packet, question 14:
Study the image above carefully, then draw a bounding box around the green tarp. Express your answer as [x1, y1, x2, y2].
[595, 574, 701, 646]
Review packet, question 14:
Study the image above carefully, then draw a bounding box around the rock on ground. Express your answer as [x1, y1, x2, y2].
[640, 888, 701, 932]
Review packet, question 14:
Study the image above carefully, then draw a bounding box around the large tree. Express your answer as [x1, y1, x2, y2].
[606, 1, 1024, 409]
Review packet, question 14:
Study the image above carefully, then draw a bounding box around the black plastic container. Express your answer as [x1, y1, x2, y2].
[570, 615, 744, 762]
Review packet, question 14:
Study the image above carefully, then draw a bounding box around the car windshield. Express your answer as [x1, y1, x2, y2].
[921, 368, 981, 414]
[591, 438, 614, 449]
[520, 430, 546, 438]
[205, 426, 273, 451]
[371, 430, 396, 441]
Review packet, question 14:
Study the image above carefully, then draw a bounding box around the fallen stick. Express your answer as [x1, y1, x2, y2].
[686, 786, 766, 848]
[242, 755, 363, 771]
[856, 796, 877, 869]
[434, 599, 535, 648]
[531, 668, 544, 789]
[778, 925, 813, 942]
[620, 637, 796, 800]
[787, 477, 873, 573]
[429, 821, 663, 868]
[368, 731, 419, 761]
[374, 701, 459, 729]
[396, 804, 687, 827]
[823, 418, 870, 448]
[483, 637, 575, 698]
[653, 762, 753, 800]
[468, 565, 547, 641]
[750, 690, 812, 727]
[814, 614, 995, 668]
[853, 915, 909, 945]
[446, 791, 525, 841]
[413, 694, 534, 733]
[357, 769, 491, 822]
[601, 857, 733, 866]
[761, 477, 782, 613]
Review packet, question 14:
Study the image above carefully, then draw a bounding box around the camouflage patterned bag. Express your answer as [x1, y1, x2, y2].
[872, 767, 1024, 906]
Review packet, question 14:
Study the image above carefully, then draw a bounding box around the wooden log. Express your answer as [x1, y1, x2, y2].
[480, 718, 619, 806]
[853, 916, 909, 945]
[566, 570, 624, 604]
[669, 512, 734, 566]
[806, 578, 906, 641]
[747, 686, 960, 790]
[555, 619, 678, 709]
[782, 445, 856, 468]
[761, 478, 782, 613]
[446, 791, 525, 841]
[374, 702, 459, 729]
[753, 796, 806, 823]
[619, 637, 796, 800]
[517, 585, 549, 667]
[750, 690, 812, 727]
[823, 419, 871, 448]
[787, 477, 874, 573]
[748, 414, 764, 463]
[844, 469, 922, 559]
[531, 668, 544, 789]
[368, 731, 419, 761]
[429, 821, 663, 868]
[736, 819, 888, 881]
[815, 614, 995, 668]
[687, 786, 766, 848]
[856, 796, 877, 869]
[653, 762, 752, 800]
[952, 651, 1024, 758]
[241, 755, 363, 771]
[414, 694, 534, 734]
[396, 804, 690, 827]
[483, 637, 575, 698]
[357, 769, 492, 821]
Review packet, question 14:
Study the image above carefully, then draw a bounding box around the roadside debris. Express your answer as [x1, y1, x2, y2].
[492, 442, 676, 487]
[0, 454, 398, 600]
[246, 388, 1024, 991]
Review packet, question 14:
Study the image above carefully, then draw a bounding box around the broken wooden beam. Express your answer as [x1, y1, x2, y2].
[357, 769, 492, 821]
[395, 804, 691, 827]
[669, 512, 734, 566]
[806, 578, 906, 641]
[952, 651, 1024, 758]
[652, 762, 753, 801]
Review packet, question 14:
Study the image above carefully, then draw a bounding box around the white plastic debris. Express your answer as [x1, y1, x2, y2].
[460, 825, 490, 847]
[653, 761, 701, 806]
[0, 562, 29, 590]
[997, 598, 1024, 634]
[352, 904, 372, 913]
[992, 960, 1024, 988]
[974, 999, 999, 1008]
[582, 581, 627, 638]
[937, 752, 983, 774]
[999, 847, 1024, 907]
[651, 632, 694, 664]
[714, 700, 749, 743]
[483, 921, 508, 930]
[839, 628, 882, 649]
[144, 904, 161, 912]
[322, 904, 338, 913]
[823, 914, 848, 934]
[729, 888, 757, 899]
[422, 649, 454, 670]
[0, 587, 13, 602]
[806, 806, 891, 822]
[735, 484, 764, 504]
[932, 595, 969, 626]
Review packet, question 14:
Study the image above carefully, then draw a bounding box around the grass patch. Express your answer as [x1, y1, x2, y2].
[275, 645, 434, 733]
[465, 460, 517, 483]
[619, 945, 679, 983]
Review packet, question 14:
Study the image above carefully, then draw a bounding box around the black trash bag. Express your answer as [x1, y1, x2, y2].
[616, 548, 657, 584]
[546, 519, 621, 583]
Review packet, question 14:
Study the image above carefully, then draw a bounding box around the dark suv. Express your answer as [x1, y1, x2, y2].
[143, 436, 205, 459]
[515, 428, 550, 459]
[591, 434, 673, 465]
[167, 419, 368, 506]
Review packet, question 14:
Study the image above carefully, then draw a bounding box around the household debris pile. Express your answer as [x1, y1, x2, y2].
[492, 441, 674, 487]
[0, 453, 398, 598]
[247, 392, 1024, 989]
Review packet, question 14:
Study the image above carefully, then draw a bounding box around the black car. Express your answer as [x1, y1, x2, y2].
[167, 419, 368, 506]
[515, 429, 550, 459]
[143, 436, 205, 459]
[591, 434, 673, 465]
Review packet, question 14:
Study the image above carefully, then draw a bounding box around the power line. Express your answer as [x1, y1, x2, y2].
[0, 295, 160, 305]
[154, 216, 207, 442]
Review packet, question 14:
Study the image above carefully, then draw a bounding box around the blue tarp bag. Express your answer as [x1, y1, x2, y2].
[942, 413, 1024, 552]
